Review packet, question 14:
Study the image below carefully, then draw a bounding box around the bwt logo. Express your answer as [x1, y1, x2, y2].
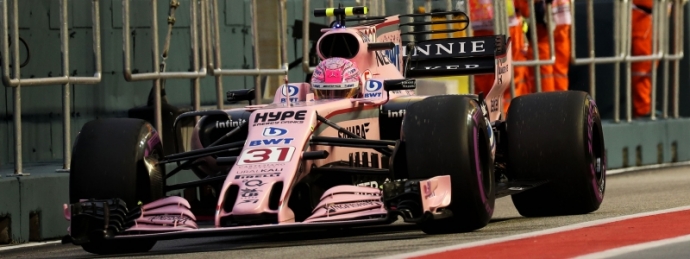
[365, 80, 383, 92]
[384, 45, 401, 71]
[281, 85, 299, 103]
[249, 138, 294, 146]
[262, 127, 288, 137]
[364, 80, 383, 98]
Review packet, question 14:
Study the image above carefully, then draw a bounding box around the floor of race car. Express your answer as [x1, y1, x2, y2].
[115, 217, 393, 240]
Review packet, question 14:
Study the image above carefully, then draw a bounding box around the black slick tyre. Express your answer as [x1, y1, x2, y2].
[507, 91, 606, 217]
[70, 118, 165, 254]
[403, 95, 495, 234]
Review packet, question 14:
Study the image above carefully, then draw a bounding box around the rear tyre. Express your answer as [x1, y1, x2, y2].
[70, 118, 164, 254]
[507, 91, 606, 217]
[403, 95, 495, 234]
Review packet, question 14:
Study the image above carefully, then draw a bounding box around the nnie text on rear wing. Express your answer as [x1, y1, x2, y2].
[403, 35, 508, 78]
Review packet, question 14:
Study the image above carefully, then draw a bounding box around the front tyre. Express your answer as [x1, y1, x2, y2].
[403, 95, 495, 234]
[70, 118, 164, 254]
[507, 91, 606, 217]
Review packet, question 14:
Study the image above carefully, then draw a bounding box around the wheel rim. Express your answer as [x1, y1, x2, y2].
[591, 121, 606, 201]
[587, 98, 606, 202]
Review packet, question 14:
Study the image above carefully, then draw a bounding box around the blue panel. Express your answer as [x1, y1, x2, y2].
[601, 119, 690, 169]
[224, 0, 245, 26]
[217, 0, 252, 90]
[666, 119, 690, 162]
[19, 174, 70, 240]
[72, 0, 94, 29]
[1, 84, 5, 115]
[680, 4, 690, 117]
[17, 0, 34, 29]
[100, 1, 122, 73]
[241, 0, 252, 26]
[20, 14, 61, 79]
[2, 115, 14, 167]
[49, 0, 72, 30]
[0, 178, 20, 243]
[68, 29, 97, 76]
[245, 18, 255, 91]
[162, 31, 193, 72]
[0, 87, 8, 165]
[286, 0, 304, 84]
[111, 0, 152, 29]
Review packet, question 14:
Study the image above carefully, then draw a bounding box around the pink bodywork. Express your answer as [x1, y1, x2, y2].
[213, 16, 420, 227]
[65, 13, 513, 233]
[419, 176, 453, 216]
[125, 196, 198, 232]
[304, 186, 386, 223]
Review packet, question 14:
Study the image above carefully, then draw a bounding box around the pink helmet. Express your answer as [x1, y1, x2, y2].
[311, 58, 361, 99]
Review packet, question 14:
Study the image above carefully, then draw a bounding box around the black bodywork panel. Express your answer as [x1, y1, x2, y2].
[197, 109, 253, 157]
[379, 95, 428, 140]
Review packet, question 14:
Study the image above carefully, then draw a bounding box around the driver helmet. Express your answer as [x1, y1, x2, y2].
[311, 58, 361, 99]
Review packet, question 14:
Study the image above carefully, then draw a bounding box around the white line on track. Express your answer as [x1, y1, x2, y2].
[573, 234, 690, 259]
[606, 161, 690, 175]
[0, 240, 61, 252]
[378, 205, 690, 259]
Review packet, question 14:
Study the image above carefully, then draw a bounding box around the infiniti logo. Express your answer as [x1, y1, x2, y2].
[262, 127, 288, 137]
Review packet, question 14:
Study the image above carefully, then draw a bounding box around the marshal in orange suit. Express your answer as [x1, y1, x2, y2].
[469, 0, 532, 109]
[631, 0, 654, 117]
[526, 0, 571, 92]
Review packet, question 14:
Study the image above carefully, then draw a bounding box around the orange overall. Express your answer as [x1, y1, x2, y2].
[470, 0, 531, 110]
[527, 0, 570, 92]
[552, 0, 572, 91]
[631, 0, 653, 117]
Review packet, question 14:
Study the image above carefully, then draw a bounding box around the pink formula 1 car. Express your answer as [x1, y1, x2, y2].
[63, 6, 606, 255]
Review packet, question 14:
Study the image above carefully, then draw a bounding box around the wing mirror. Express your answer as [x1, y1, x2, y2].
[367, 42, 395, 52]
[383, 79, 416, 91]
[226, 89, 255, 105]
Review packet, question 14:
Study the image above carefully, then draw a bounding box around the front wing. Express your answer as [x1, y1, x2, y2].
[63, 176, 452, 243]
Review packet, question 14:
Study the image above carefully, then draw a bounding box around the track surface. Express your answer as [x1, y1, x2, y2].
[3, 166, 690, 259]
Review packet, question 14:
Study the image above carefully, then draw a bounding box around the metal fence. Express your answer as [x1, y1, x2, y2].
[1, 0, 687, 176]
[1, 0, 102, 175]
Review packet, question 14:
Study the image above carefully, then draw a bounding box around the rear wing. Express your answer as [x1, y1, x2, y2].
[400, 34, 513, 122]
[403, 35, 508, 78]
[392, 10, 512, 121]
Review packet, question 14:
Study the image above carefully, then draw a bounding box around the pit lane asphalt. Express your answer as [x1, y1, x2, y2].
[4, 166, 690, 259]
